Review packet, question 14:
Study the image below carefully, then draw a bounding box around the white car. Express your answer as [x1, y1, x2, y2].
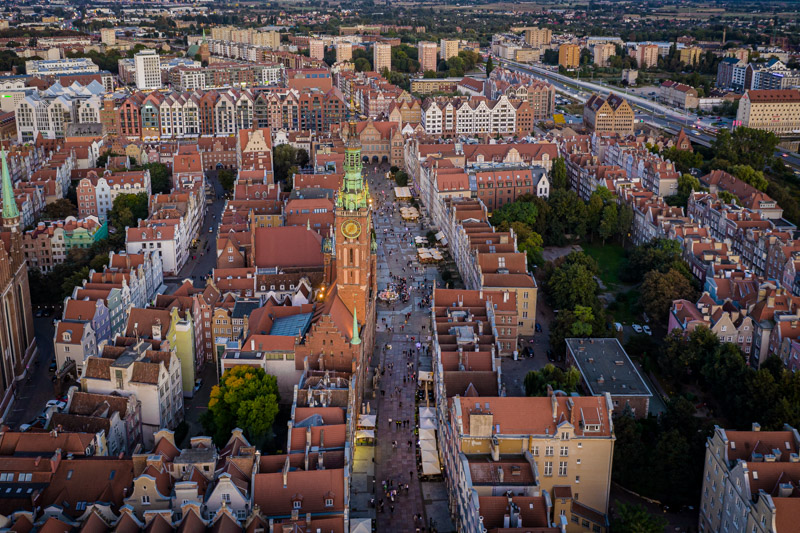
[613, 322, 623, 332]
[643, 325, 652, 336]
[46, 400, 66, 411]
[632, 324, 643, 333]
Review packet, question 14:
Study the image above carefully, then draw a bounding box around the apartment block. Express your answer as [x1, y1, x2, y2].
[134, 50, 162, 90]
[373, 42, 391, 73]
[336, 42, 353, 63]
[558, 44, 581, 68]
[524, 27, 552, 47]
[737, 89, 800, 136]
[440, 39, 460, 61]
[418, 41, 438, 73]
[593, 43, 616, 67]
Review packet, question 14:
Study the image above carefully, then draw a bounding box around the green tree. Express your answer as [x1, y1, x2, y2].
[611, 502, 667, 533]
[41, 198, 78, 220]
[570, 305, 594, 337]
[137, 162, 171, 194]
[730, 164, 769, 192]
[547, 262, 599, 311]
[394, 170, 409, 186]
[108, 192, 149, 247]
[622, 238, 685, 282]
[545, 189, 587, 244]
[354, 57, 371, 72]
[640, 268, 697, 322]
[550, 157, 567, 190]
[218, 169, 235, 192]
[524, 364, 581, 396]
[616, 204, 634, 245]
[273, 144, 299, 183]
[61, 267, 90, 299]
[599, 204, 618, 244]
[718, 190, 738, 205]
[485, 56, 494, 76]
[490, 199, 538, 228]
[661, 146, 703, 174]
[202, 366, 280, 445]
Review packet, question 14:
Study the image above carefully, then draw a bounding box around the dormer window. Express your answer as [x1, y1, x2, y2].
[325, 498, 334, 507]
[292, 499, 302, 509]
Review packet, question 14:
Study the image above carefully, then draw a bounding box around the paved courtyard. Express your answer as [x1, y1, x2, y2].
[351, 164, 455, 533]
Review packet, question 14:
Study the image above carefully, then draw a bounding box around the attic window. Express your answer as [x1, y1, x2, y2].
[293, 500, 302, 509]
[67, 470, 74, 480]
[325, 498, 334, 507]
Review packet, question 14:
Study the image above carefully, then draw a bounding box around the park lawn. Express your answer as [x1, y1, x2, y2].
[581, 242, 626, 289]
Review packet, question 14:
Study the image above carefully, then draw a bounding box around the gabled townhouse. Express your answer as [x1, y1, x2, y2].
[82, 339, 183, 446]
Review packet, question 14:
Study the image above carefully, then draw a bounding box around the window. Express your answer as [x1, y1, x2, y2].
[325, 498, 334, 507]
[142, 495, 150, 505]
[222, 493, 231, 503]
[560, 446, 569, 457]
[0, 473, 11, 482]
[532, 445, 539, 456]
[293, 500, 302, 509]
[545, 445, 553, 456]
[543, 461, 552, 476]
[18, 473, 31, 482]
[558, 461, 567, 476]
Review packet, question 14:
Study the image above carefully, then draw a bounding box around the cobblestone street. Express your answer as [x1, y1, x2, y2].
[351, 165, 455, 533]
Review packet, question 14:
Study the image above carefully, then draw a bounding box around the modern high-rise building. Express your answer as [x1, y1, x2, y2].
[134, 49, 162, 90]
[523, 27, 552, 47]
[418, 41, 438, 73]
[593, 42, 616, 66]
[309, 39, 325, 61]
[100, 28, 116, 46]
[336, 42, 353, 63]
[632, 44, 659, 69]
[439, 39, 459, 61]
[558, 43, 581, 68]
[373, 43, 391, 73]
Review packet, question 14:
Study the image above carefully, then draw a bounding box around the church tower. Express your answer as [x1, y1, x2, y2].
[334, 104, 373, 324]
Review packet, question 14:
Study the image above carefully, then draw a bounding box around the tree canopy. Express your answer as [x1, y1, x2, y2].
[524, 364, 581, 396]
[202, 366, 281, 445]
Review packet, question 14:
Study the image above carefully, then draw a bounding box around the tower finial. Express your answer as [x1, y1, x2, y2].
[350, 297, 361, 345]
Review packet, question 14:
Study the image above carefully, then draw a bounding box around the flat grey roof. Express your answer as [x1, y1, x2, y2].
[565, 338, 652, 397]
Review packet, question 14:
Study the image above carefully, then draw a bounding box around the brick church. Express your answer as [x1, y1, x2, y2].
[0, 150, 37, 419]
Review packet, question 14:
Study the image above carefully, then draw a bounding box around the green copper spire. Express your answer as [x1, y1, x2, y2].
[336, 99, 370, 212]
[350, 302, 361, 345]
[1, 150, 19, 221]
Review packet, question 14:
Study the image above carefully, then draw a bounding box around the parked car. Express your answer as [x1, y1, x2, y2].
[19, 424, 31, 432]
[46, 400, 66, 411]
[632, 324, 643, 333]
[643, 325, 652, 336]
[194, 379, 203, 394]
[535, 322, 542, 332]
[613, 322, 623, 332]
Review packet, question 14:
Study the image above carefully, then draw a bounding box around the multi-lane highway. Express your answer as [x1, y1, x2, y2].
[496, 57, 800, 170]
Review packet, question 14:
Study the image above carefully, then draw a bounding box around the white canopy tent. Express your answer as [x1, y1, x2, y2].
[419, 428, 436, 441]
[350, 518, 372, 533]
[419, 407, 435, 418]
[356, 429, 375, 440]
[421, 450, 442, 475]
[419, 438, 437, 452]
[420, 417, 437, 429]
[358, 414, 376, 428]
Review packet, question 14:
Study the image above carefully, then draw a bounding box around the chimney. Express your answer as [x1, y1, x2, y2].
[767, 295, 775, 308]
[152, 318, 162, 340]
[282, 456, 289, 488]
[778, 483, 794, 498]
[306, 426, 312, 449]
[497, 466, 504, 483]
[251, 339, 255, 351]
[306, 513, 312, 526]
[752, 422, 761, 432]
[477, 320, 484, 335]
[503, 291, 509, 303]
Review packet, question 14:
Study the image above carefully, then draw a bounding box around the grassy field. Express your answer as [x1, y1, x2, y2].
[581, 242, 626, 289]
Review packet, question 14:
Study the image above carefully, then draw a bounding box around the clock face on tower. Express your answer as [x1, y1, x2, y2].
[341, 219, 362, 239]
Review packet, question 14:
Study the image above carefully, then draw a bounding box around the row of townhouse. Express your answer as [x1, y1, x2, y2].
[430, 288, 612, 533]
[57, 250, 164, 350]
[406, 137, 557, 201]
[114, 87, 347, 140]
[168, 61, 285, 91]
[486, 67, 556, 121]
[22, 215, 108, 272]
[76, 169, 152, 220]
[421, 95, 533, 138]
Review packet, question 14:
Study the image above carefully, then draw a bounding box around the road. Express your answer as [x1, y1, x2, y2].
[6, 316, 58, 429]
[361, 164, 455, 532]
[496, 57, 800, 169]
[167, 171, 227, 290]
